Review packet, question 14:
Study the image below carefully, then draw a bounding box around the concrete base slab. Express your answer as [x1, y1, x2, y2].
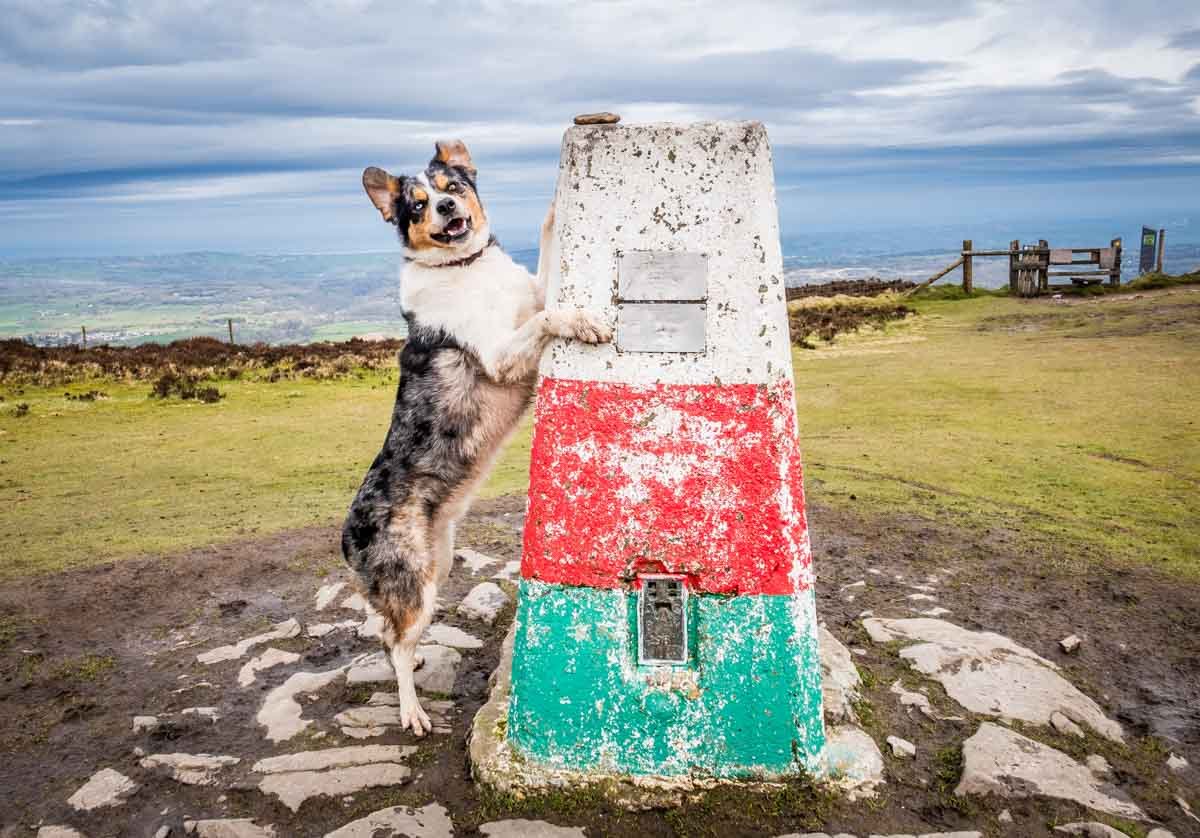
[470, 623, 877, 807]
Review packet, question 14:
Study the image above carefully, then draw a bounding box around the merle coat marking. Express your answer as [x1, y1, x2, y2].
[341, 140, 611, 735]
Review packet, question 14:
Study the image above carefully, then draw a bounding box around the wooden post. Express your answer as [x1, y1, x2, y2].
[1111, 237, 1122, 286]
[1156, 229, 1165, 273]
[1009, 239, 1020, 293]
[1038, 239, 1049, 293]
[962, 239, 973, 294]
[81, 326, 87, 348]
[228, 318, 235, 344]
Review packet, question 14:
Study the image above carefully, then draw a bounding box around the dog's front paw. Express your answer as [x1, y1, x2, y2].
[398, 697, 432, 736]
[565, 311, 612, 345]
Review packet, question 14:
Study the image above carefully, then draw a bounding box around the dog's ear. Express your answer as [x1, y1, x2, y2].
[433, 140, 475, 178]
[363, 167, 405, 223]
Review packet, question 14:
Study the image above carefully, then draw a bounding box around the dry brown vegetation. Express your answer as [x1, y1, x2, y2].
[0, 336, 405, 389]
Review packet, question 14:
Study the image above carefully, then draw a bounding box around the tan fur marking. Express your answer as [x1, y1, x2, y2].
[434, 140, 475, 174]
[459, 187, 487, 233]
[432, 174, 449, 192]
[412, 187, 428, 203]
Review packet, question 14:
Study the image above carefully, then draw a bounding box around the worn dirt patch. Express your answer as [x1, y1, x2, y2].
[1, 492, 1197, 837]
[976, 287, 1200, 338]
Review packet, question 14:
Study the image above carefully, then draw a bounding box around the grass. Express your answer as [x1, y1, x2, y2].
[796, 289, 1200, 576]
[0, 287, 1197, 578]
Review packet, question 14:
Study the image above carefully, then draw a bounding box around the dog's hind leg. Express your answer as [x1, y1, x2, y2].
[380, 576, 438, 736]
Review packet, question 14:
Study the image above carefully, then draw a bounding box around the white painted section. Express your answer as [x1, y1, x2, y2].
[542, 121, 793, 387]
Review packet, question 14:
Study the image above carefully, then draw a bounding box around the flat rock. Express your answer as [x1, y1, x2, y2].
[819, 626, 862, 724]
[572, 111, 620, 125]
[132, 715, 159, 733]
[458, 582, 509, 625]
[919, 607, 952, 617]
[315, 582, 347, 611]
[335, 702, 455, 738]
[1060, 634, 1082, 653]
[1147, 829, 1177, 838]
[257, 661, 351, 741]
[254, 745, 416, 774]
[492, 560, 521, 582]
[1085, 754, 1112, 776]
[140, 752, 240, 785]
[1166, 752, 1188, 772]
[259, 763, 412, 812]
[237, 647, 301, 687]
[340, 592, 369, 612]
[479, 820, 586, 837]
[357, 611, 384, 640]
[345, 646, 460, 693]
[67, 767, 139, 811]
[1053, 824, 1128, 838]
[886, 735, 916, 758]
[956, 722, 1145, 820]
[307, 620, 358, 638]
[823, 725, 884, 800]
[457, 548, 498, 573]
[180, 706, 221, 723]
[1050, 710, 1084, 737]
[323, 802, 453, 837]
[197, 618, 301, 665]
[889, 679, 961, 721]
[423, 622, 483, 649]
[864, 618, 1122, 742]
[184, 819, 277, 837]
[37, 828, 87, 838]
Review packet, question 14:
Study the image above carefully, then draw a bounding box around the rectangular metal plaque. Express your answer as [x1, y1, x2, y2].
[1139, 226, 1157, 274]
[616, 303, 706, 353]
[638, 575, 687, 664]
[618, 251, 707, 301]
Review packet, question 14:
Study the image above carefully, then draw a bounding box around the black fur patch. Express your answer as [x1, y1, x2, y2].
[340, 312, 516, 609]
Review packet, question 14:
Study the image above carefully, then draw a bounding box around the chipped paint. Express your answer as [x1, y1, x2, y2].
[508, 580, 825, 776]
[522, 377, 812, 595]
[505, 120, 826, 780]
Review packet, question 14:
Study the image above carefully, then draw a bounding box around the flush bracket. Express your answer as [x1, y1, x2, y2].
[637, 574, 688, 665]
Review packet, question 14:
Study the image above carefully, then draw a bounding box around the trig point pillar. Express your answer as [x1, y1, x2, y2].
[478, 121, 825, 788]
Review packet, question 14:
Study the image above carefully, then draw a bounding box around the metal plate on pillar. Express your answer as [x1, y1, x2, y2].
[637, 575, 688, 665]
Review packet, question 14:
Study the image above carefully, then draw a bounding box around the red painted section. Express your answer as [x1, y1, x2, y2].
[522, 377, 812, 596]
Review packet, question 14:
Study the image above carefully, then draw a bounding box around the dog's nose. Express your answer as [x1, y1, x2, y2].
[436, 198, 457, 217]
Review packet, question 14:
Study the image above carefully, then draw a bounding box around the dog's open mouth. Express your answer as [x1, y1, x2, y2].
[435, 217, 470, 242]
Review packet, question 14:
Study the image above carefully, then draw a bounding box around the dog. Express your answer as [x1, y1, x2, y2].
[341, 140, 611, 735]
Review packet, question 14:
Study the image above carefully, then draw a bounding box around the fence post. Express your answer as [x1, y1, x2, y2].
[1156, 229, 1165, 273]
[1008, 240, 1020, 293]
[81, 326, 87, 348]
[962, 239, 973, 294]
[228, 318, 235, 344]
[1111, 238, 1122, 286]
[1038, 239, 1049, 293]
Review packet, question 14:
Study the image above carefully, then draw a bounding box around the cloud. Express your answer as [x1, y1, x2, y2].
[1, 0, 1199, 255]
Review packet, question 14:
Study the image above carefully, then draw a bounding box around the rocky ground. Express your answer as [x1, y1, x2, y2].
[1, 496, 1197, 837]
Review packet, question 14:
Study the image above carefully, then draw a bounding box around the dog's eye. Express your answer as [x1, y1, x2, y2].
[447, 182, 461, 194]
[412, 201, 426, 213]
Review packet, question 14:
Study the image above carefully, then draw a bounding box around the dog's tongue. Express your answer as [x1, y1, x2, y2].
[445, 218, 466, 235]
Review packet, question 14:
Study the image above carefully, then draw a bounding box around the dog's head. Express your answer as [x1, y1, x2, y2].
[363, 140, 489, 266]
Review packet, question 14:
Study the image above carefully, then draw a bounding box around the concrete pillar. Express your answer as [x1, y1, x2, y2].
[506, 121, 825, 779]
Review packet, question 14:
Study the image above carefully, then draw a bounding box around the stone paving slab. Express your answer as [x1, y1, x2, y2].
[956, 722, 1145, 820]
[140, 752, 241, 785]
[864, 618, 1123, 742]
[479, 820, 586, 837]
[323, 802, 453, 837]
[183, 818, 278, 837]
[67, 767, 139, 811]
[259, 762, 413, 812]
[197, 618, 301, 665]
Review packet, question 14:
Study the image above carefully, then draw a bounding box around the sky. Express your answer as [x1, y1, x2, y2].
[0, 0, 1198, 257]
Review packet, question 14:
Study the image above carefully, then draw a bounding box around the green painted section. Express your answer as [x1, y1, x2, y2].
[508, 580, 826, 777]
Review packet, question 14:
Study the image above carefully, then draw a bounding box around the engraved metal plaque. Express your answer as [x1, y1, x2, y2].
[618, 251, 708, 301]
[638, 575, 688, 664]
[616, 303, 706, 353]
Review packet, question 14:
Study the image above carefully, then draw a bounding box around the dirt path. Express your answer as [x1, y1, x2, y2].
[1, 494, 1196, 837]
